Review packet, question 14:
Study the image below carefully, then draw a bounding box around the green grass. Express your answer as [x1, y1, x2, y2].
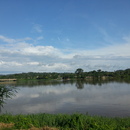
[0, 113, 130, 130]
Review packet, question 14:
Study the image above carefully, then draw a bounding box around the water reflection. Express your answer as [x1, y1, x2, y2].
[0, 85, 17, 112]
[1, 80, 130, 117]
[14, 79, 116, 87]
[76, 80, 84, 89]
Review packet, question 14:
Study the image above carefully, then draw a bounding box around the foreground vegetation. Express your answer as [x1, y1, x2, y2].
[0, 113, 130, 130]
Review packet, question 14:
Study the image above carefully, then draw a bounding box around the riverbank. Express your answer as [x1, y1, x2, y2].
[0, 113, 130, 130]
[0, 68, 130, 82]
[0, 78, 17, 82]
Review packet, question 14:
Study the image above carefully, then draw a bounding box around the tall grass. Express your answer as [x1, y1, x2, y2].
[0, 113, 130, 129]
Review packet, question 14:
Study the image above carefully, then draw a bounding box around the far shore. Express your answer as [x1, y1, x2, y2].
[0, 79, 17, 82]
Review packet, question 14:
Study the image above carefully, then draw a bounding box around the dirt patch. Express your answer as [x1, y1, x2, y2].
[0, 123, 59, 130]
[28, 126, 59, 130]
[0, 122, 14, 129]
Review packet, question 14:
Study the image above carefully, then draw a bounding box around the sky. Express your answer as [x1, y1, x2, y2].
[0, 0, 130, 74]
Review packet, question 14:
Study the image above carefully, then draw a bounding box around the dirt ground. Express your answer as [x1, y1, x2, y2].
[0, 123, 59, 130]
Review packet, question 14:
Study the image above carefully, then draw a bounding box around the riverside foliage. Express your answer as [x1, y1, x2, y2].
[0, 113, 130, 129]
[0, 68, 130, 81]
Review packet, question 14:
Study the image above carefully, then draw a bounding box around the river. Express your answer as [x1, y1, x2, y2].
[0, 80, 130, 117]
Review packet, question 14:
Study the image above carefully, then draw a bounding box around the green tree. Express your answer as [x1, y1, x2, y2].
[0, 85, 17, 112]
[75, 68, 84, 78]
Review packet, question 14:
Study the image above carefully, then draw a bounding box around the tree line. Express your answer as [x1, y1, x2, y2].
[0, 68, 130, 80]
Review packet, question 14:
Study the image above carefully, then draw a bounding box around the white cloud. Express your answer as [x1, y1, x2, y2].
[17, 37, 32, 41]
[26, 62, 39, 65]
[0, 35, 32, 44]
[0, 35, 130, 73]
[32, 24, 43, 33]
[36, 36, 44, 40]
[0, 35, 16, 43]
[122, 35, 130, 43]
[0, 61, 22, 68]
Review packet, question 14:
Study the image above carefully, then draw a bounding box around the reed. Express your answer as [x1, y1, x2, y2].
[0, 113, 130, 129]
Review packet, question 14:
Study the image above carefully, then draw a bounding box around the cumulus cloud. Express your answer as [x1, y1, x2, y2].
[0, 35, 130, 73]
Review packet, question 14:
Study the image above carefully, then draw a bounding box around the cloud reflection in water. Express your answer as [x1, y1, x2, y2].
[2, 81, 130, 117]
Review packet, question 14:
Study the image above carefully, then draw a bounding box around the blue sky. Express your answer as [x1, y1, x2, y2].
[0, 0, 130, 73]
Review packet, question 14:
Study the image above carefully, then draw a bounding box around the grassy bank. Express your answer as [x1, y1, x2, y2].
[0, 113, 130, 130]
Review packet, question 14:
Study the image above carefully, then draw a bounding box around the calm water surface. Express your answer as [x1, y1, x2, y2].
[1, 80, 130, 117]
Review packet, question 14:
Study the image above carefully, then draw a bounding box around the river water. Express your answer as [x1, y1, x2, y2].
[0, 80, 130, 117]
